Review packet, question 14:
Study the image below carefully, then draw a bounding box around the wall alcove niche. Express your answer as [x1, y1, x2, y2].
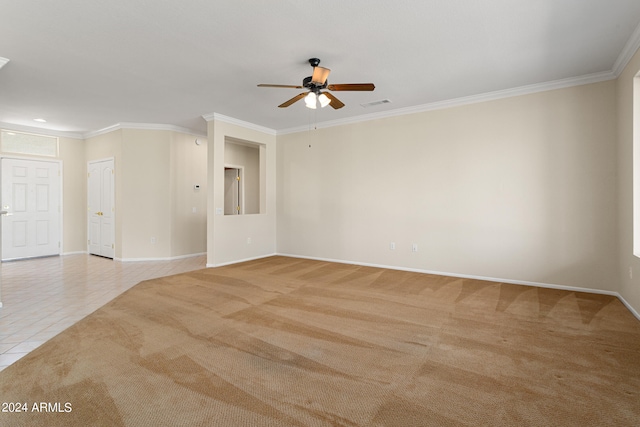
[224, 137, 263, 215]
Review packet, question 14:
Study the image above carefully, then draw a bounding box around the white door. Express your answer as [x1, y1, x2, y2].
[1, 158, 61, 261]
[88, 159, 114, 258]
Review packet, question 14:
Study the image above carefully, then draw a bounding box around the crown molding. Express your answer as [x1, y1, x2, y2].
[276, 70, 617, 135]
[83, 122, 206, 139]
[83, 123, 121, 139]
[613, 20, 640, 76]
[202, 112, 277, 136]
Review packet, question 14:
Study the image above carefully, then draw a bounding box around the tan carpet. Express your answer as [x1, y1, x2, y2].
[0, 256, 639, 426]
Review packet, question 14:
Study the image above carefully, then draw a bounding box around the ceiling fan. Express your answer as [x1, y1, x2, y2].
[257, 58, 375, 110]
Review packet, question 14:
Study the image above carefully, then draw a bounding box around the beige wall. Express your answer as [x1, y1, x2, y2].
[85, 128, 207, 260]
[120, 129, 172, 259]
[207, 119, 276, 266]
[59, 137, 87, 253]
[617, 47, 640, 315]
[170, 131, 207, 257]
[277, 80, 619, 292]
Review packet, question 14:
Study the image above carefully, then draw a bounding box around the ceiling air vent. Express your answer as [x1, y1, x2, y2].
[360, 99, 391, 108]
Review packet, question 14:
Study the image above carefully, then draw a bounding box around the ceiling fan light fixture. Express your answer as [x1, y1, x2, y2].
[304, 92, 317, 109]
[318, 93, 330, 108]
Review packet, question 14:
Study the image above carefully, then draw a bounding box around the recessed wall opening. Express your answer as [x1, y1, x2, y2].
[224, 137, 264, 215]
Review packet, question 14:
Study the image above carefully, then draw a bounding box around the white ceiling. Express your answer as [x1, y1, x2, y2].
[1, 0, 640, 138]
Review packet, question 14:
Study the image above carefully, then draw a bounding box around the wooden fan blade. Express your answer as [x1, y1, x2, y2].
[278, 92, 308, 108]
[311, 66, 331, 85]
[258, 84, 304, 89]
[323, 92, 345, 109]
[327, 83, 375, 91]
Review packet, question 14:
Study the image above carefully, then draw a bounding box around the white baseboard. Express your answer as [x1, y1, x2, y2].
[58, 251, 206, 262]
[616, 294, 640, 320]
[116, 252, 206, 262]
[206, 253, 276, 268]
[275, 252, 640, 322]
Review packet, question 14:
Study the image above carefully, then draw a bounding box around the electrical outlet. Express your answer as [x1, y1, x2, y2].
[412, 243, 418, 252]
[151, 237, 157, 245]
[390, 242, 396, 250]
[247, 237, 252, 244]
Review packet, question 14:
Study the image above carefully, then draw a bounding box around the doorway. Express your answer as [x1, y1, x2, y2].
[87, 158, 115, 258]
[224, 167, 243, 215]
[1, 157, 62, 261]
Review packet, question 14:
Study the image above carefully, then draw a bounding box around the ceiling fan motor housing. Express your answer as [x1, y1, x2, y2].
[303, 76, 327, 92]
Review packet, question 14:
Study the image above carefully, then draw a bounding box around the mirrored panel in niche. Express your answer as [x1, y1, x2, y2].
[224, 137, 264, 215]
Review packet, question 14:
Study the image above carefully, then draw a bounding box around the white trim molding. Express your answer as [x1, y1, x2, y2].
[116, 252, 206, 262]
[205, 253, 276, 268]
[116, 252, 206, 263]
[62, 251, 88, 256]
[613, 20, 640, 76]
[202, 113, 277, 136]
[84, 122, 207, 139]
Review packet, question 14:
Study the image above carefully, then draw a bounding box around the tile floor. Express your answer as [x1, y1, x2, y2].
[0, 254, 207, 371]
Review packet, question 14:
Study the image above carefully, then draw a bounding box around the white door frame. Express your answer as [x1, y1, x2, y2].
[0, 155, 63, 260]
[224, 164, 244, 215]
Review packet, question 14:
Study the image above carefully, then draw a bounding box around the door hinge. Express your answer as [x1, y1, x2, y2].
[236, 176, 240, 181]
[88, 172, 90, 178]
[112, 244, 114, 249]
[237, 206, 240, 212]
